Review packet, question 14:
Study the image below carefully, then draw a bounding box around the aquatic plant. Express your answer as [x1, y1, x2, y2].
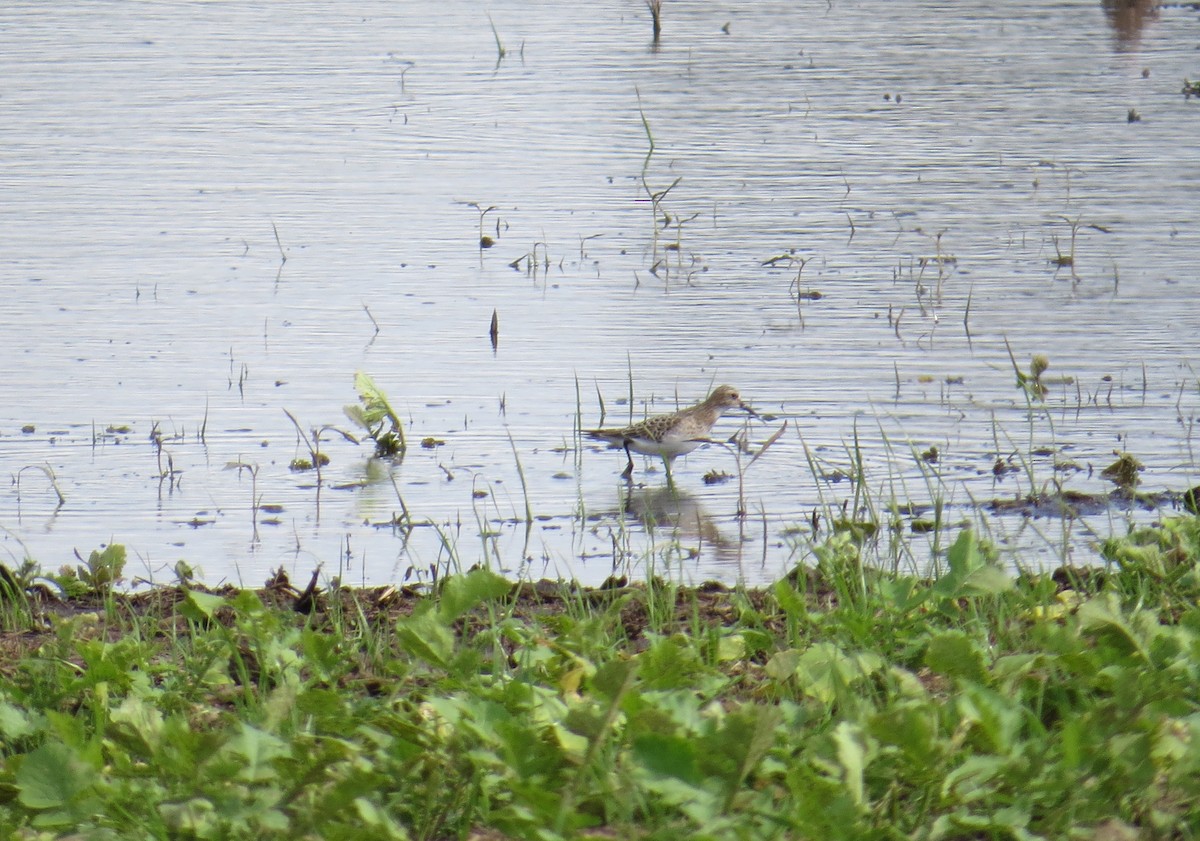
[224, 460, 263, 541]
[344, 371, 407, 457]
[646, 0, 662, 42]
[14, 464, 65, 509]
[1005, 341, 1051, 401]
[1100, 451, 1144, 491]
[486, 13, 506, 60]
[282, 409, 355, 486]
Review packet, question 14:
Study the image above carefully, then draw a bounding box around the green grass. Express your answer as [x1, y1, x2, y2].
[1, 518, 1199, 839]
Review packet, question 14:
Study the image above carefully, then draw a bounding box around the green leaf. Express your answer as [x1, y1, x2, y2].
[593, 657, 638, 698]
[181, 589, 226, 622]
[714, 633, 746, 662]
[343, 403, 369, 429]
[633, 732, 701, 783]
[344, 372, 407, 455]
[832, 721, 867, 806]
[637, 634, 704, 689]
[396, 602, 454, 667]
[793, 643, 884, 705]
[438, 568, 511, 623]
[354, 371, 388, 411]
[82, 544, 126, 590]
[354, 796, 410, 837]
[0, 700, 38, 740]
[222, 724, 286, 783]
[952, 686, 1024, 754]
[1076, 592, 1154, 662]
[941, 755, 1008, 801]
[765, 648, 803, 682]
[228, 588, 266, 615]
[108, 694, 165, 757]
[772, 579, 809, 619]
[948, 528, 985, 570]
[159, 798, 218, 835]
[867, 702, 940, 767]
[16, 742, 96, 810]
[924, 630, 988, 683]
[933, 530, 1012, 598]
[877, 575, 927, 612]
[715, 704, 783, 789]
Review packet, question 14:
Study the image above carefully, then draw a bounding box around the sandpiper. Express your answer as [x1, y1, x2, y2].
[586, 384, 754, 480]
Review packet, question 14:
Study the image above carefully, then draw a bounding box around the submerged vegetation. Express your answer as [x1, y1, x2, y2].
[1, 518, 1199, 839]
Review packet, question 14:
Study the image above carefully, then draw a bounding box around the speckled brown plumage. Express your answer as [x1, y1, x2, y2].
[586, 385, 750, 479]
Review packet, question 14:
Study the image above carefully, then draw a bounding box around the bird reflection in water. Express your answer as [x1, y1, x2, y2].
[618, 485, 744, 566]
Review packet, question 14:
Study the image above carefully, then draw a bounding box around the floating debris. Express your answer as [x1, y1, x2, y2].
[1101, 452, 1144, 490]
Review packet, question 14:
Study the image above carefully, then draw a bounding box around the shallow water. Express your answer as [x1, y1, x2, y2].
[2, 0, 1198, 588]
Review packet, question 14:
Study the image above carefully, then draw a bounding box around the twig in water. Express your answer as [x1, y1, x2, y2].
[225, 460, 261, 542]
[646, 0, 662, 43]
[16, 464, 66, 508]
[363, 304, 381, 336]
[635, 86, 655, 171]
[271, 220, 287, 264]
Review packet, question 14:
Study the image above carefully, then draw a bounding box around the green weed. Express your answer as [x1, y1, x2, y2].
[1, 521, 1198, 838]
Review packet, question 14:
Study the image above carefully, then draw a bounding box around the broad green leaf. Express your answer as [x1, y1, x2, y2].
[438, 568, 511, 622]
[924, 630, 988, 683]
[1076, 591, 1154, 662]
[765, 648, 803, 682]
[772, 579, 808, 618]
[0, 700, 38, 740]
[714, 704, 782, 788]
[794, 643, 884, 705]
[877, 575, 928, 612]
[16, 742, 96, 810]
[714, 633, 746, 662]
[343, 403, 369, 428]
[354, 370, 387, 407]
[593, 657, 638, 698]
[867, 702, 939, 766]
[957, 564, 1014, 596]
[396, 602, 454, 667]
[227, 588, 266, 615]
[82, 543, 126, 589]
[637, 634, 705, 689]
[933, 530, 1012, 598]
[633, 732, 701, 783]
[946, 529, 986, 576]
[181, 588, 226, 622]
[108, 694, 165, 757]
[953, 686, 1024, 754]
[222, 724, 287, 783]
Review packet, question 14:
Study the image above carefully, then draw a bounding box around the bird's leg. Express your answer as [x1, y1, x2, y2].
[663, 455, 676, 490]
[621, 443, 635, 480]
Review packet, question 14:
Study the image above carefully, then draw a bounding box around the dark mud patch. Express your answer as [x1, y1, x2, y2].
[0, 571, 786, 673]
[986, 488, 1187, 518]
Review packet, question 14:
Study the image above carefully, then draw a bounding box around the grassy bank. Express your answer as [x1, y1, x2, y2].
[1, 517, 1199, 840]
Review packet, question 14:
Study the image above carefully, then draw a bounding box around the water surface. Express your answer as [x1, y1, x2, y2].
[2, 0, 1198, 588]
